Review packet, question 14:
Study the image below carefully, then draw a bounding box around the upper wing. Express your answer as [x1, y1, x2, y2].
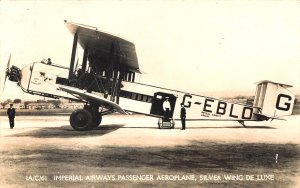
[64, 21, 140, 73]
[58, 85, 127, 114]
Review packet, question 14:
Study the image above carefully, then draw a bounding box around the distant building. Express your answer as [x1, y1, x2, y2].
[59, 102, 84, 109]
[221, 96, 254, 106]
[27, 103, 55, 109]
[4, 103, 25, 109]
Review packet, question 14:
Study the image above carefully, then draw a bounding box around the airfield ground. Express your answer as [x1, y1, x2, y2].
[0, 114, 299, 187]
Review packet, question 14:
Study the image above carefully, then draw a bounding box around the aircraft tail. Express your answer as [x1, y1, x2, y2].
[253, 80, 295, 119]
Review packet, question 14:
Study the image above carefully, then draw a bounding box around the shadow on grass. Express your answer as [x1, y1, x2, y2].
[10, 124, 124, 138]
[186, 126, 276, 129]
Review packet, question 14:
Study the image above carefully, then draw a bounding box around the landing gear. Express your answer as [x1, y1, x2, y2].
[158, 118, 162, 129]
[84, 104, 102, 129]
[92, 112, 102, 128]
[158, 118, 175, 129]
[70, 109, 93, 131]
[69, 104, 103, 131]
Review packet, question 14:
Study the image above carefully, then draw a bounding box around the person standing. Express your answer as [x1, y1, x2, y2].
[163, 97, 171, 119]
[180, 104, 186, 130]
[47, 58, 52, 65]
[7, 104, 16, 129]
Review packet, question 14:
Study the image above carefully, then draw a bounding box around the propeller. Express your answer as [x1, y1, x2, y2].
[3, 53, 11, 91]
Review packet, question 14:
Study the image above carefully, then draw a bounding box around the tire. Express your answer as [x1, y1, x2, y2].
[158, 118, 162, 129]
[92, 113, 102, 128]
[170, 119, 175, 129]
[70, 109, 93, 131]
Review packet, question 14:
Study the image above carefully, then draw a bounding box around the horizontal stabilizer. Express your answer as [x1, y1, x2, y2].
[255, 80, 293, 88]
[253, 112, 286, 121]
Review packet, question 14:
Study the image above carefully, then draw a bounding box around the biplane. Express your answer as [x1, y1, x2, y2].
[3, 21, 295, 131]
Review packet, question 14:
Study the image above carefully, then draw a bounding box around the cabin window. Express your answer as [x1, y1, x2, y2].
[122, 90, 127, 98]
[120, 90, 153, 103]
[120, 90, 125, 98]
[147, 96, 153, 103]
[137, 94, 142, 101]
[142, 95, 147, 102]
[126, 91, 131, 98]
[132, 93, 137, 100]
[120, 90, 131, 98]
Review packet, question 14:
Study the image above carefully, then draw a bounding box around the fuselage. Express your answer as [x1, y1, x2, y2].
[15, 62, 258, 121]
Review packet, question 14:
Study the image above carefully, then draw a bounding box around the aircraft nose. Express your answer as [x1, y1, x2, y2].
[7, 65, 21, 82]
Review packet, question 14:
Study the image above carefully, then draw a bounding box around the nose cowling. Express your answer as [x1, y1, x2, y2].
[7, 65, 22, 82]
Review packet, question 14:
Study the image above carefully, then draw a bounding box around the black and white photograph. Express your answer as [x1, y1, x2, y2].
[0, 1, 299, 187]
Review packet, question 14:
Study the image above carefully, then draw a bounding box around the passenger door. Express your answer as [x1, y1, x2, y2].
[150, 92, 176, 118]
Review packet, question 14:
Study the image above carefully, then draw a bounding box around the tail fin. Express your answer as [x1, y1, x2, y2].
[253, 80, 295, 118]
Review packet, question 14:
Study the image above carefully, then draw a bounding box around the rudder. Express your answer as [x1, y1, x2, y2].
[253, 80, 295, 118]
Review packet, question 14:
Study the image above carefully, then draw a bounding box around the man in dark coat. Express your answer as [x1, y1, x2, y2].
[180, 104, 186, 130]
[7, 104, 16, 129]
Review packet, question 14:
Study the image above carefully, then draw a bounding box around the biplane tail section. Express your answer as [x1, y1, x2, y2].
[253, 80, 295, 119]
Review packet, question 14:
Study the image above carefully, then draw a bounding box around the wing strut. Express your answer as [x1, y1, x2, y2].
[69, 32, 78, 80]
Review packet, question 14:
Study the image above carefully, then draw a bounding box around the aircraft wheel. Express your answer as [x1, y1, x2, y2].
[92, 113, 102, 128]
[70, 109, 93, 131]
[158, 118, 163, 129]
[170, 119, 175, 129]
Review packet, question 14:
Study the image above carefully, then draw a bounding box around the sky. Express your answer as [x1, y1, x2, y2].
[0, 0, 300, 101]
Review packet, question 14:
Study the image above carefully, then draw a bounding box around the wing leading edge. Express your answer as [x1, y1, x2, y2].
[58, 85, 127, 114]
